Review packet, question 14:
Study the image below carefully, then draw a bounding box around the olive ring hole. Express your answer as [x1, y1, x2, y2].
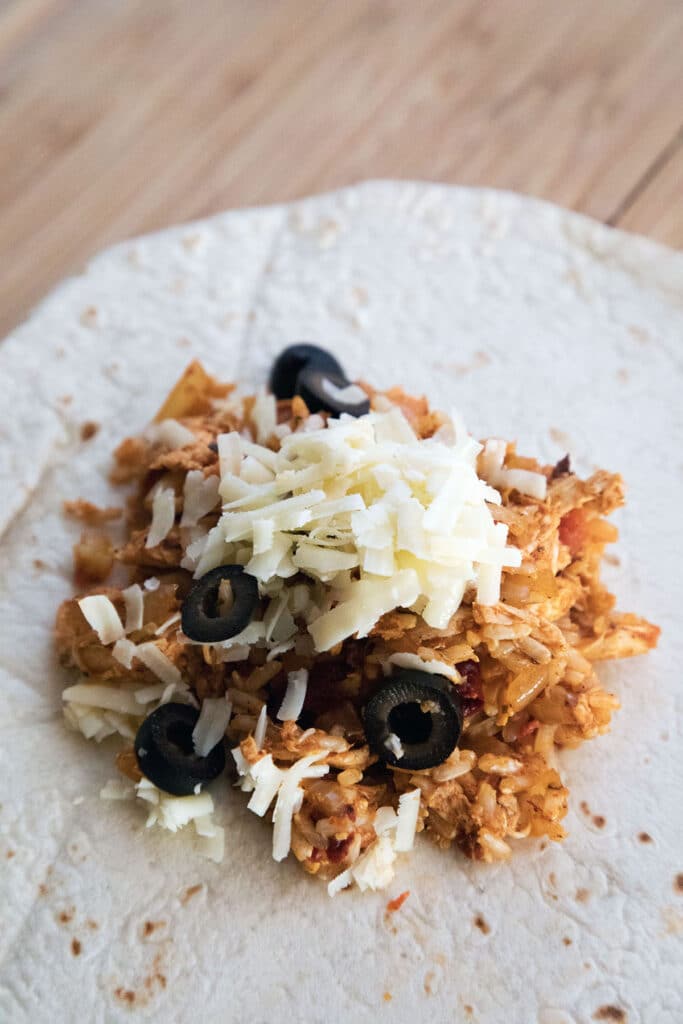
[201, 580, 234, 620]
[388, 701, 433, 745]
[165, 721, 194, 756]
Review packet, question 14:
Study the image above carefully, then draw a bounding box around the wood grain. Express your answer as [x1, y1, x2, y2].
[614, 130, 683, 247]
[0, 0, 681, 337]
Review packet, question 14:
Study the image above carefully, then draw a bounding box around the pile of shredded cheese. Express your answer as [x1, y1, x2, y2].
[177, 400, 545, 654]
[101, 776, 225, 863]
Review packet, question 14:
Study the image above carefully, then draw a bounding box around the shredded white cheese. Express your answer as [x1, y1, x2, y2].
[192, 697, 232, 757]
[97, 776, 224, 861]
[327, 790, 421, 896]
[204, 408, 522, 651]
[395, 789, 421, 852]
[136, 778, 213, 830]
[78, 595, 124, 645]
[181, 470, 220, 527]
[350, 834, 397, 892]
[155, 612, 182, 636]
[135, 777, 225, 861]
[145, 419, 195, 449]
[252, 392, 277, 445]
[276, 669, 308, 721]
[253, 705, 268, 749]
[62, 682, 143, 715]
[134, 642, 183, 688]
[321, 379, 368, 406]
[146, 487, 176, 548]
[62, 666, 199, 743]
[480, 439, 547, 500]
[232, 749, 329, 861]
[384, 733, 405, 760]
[112, 637, 137, 669]
[63, 680, 146, 742]
[382, 651, 459, 682]
[122, 584, 144, 633]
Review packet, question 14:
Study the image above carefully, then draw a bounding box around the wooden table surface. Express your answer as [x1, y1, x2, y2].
[1, 0, 681, 337]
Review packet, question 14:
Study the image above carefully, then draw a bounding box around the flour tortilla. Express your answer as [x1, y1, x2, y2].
[0, 182, 681, 1024]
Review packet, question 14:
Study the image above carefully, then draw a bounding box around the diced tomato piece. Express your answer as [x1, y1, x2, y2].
[559, 508, 588, 556]
[456, 660, 484, 717]
[386, 890, 410, 913]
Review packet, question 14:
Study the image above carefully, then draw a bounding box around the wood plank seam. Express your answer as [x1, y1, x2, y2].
[608, 126, 683, 228]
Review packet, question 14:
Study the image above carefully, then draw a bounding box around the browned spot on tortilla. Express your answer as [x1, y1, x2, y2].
[58, 909, 74, 925]
[38, 883, 48, 897]
[464, 1007, 473, 1017]
[473, 914, 490, 935]
[452, 351, 492, 376]
[616, 368, 629, 384]
[604, 552, 620, 567]
[563, 937, 572, 946]
[181, 883, 203, 904]
[580, 800, 591, 816]
[144, 972, 167, 991]
[383, 992, 392, 1002]
[593, 815, 606, 828]
[548, 872, 557, 887]
[79, 306, 99, 327]
[6, 849, 14, 859]
[423, 970, 435, 994]
[143, 920, 165, 937]
[628, 325, 649, 344]
[575, 888, 590, 903]
[663, 907, 683, 934]
[34, 559, 46, 570]
[58, 395, 73, 406]
[675, 873, 683, 894]
[114, 959, 167, 1010]
[177, 336, 192, 348]
[539, 841, 547, 851]
[638, 832, 652, 844]
[80, 421, 100, 441]
[593, 1007, 626, 1022]
[86, 919, 98, 930]
[549, 427, 571, 447]
[71, 938, 82, 956]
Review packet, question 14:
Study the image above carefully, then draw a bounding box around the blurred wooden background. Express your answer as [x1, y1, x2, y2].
[1, 0, 681, 337]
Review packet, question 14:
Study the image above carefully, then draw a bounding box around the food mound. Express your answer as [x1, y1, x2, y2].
[55, 346, 659, 895]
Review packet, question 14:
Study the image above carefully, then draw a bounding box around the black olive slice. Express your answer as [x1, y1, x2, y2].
[135, 703, 226, 796]
[362, 670, 463, 770]
[295, 366, 370, 418]
[181, 564, 259, 643]
[269, 343, 345, 400]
